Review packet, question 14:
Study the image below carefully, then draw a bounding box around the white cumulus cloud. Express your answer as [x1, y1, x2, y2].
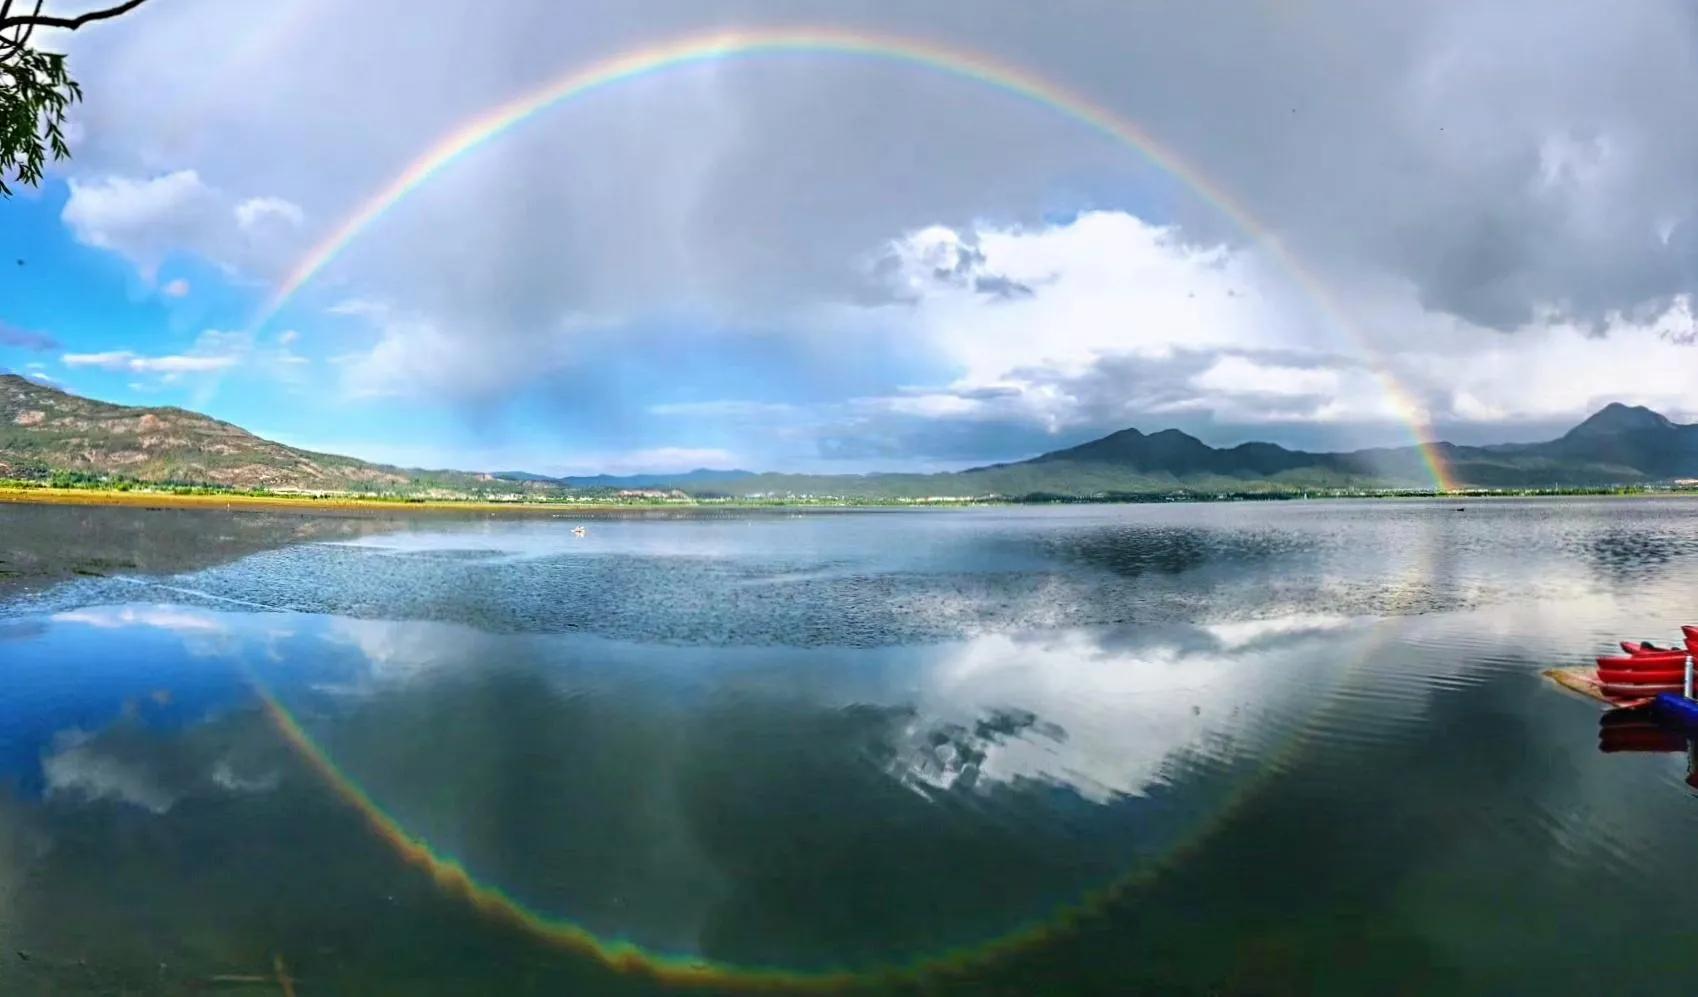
[61, 171, 304, 282]
[61, 170, 218, 280]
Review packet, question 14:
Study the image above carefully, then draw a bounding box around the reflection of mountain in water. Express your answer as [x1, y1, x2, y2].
[0, 502, 395, 598]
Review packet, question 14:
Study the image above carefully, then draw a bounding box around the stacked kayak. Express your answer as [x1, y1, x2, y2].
[1568, 630, 1697, 704]
[1596, 652, 1689, 697]
[1545, 627, 1698, 708]
[1646, 627, 1698, 728]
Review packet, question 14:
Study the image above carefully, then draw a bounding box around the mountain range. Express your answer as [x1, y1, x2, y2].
[4, 372, 1697, 498]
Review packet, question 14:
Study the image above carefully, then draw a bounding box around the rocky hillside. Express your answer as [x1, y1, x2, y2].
[0, 374, 461, 491]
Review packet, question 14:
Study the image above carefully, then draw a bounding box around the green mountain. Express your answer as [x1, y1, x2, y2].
[686, 405, 1698, 497]
[0, 373, 495, 493]
[5, 372, 1696, 498]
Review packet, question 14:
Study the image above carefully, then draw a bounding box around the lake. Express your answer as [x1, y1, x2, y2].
[2, 498, 1697, 994]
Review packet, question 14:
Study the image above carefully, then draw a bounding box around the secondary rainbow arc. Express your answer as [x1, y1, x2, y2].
[255, 26, 1455, 491]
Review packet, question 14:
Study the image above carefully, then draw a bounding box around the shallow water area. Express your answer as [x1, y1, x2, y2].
[3, 498, 1698, 994]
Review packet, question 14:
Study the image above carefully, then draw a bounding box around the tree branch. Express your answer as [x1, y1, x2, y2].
[0, 1, 43, 58]
[0, 0, 150, 32]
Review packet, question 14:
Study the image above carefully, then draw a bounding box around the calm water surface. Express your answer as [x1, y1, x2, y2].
[2, 499, 1697, 993]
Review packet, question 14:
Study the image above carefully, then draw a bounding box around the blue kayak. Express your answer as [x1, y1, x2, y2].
[1651, 693, 1698, 730]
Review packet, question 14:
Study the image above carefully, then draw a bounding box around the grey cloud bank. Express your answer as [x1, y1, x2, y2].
[40, 0, 1698, 467]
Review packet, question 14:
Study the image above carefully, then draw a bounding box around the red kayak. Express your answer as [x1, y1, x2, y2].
[1602, 681, 1686, 698]
[1598, 668, 1688, 685]
[1597, 654, 1688, 670]
[1684, 625, 1698, 641]
[1621, 641, 1685, 655]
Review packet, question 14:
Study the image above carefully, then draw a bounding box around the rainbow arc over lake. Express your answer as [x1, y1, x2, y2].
[257, 26, 1455, 491]
[257, 677, 1278, 990]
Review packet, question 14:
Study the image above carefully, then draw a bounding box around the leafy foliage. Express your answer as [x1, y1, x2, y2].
[0, 43, 79, 195]
[1, 0, 151, 196]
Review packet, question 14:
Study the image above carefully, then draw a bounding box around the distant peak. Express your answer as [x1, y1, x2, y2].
[0, 372, 57, 393]
[1567, 402, 1676, 437]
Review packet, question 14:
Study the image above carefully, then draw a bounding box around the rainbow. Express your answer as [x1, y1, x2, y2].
[258, 683, 1253, 990]
[247, 515, 1445, 988]
[256, 599, 1434, 988]
[257, 27, 1454, 491]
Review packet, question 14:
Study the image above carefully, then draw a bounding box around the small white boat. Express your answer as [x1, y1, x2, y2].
[571, 526, 587, 537]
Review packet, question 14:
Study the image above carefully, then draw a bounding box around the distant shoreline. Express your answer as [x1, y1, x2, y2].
[0, 485, 962, 516]
[1, 483, 1692, 517]
[0, 486, 662, 517]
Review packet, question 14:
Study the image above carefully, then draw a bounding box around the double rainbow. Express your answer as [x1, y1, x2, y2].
[257, 26, 1454, 490]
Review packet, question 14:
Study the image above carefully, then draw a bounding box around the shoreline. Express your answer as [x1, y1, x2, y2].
[0, 486, 943, 517]
[1, 484, 1693, 517]
[0, 486, 648, 517]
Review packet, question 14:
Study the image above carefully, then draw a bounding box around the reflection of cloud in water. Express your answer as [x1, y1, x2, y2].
[890, 707, 1067, 796]
[268, 609, 1378, 969]
[210, 757, 279, 793]
[1205, 614, 1353, 649]
[314, 611, 1366, 808]
[51, 604, 260, 661]
[326, 616, 484, 684]
[39, 721, 288, 817]
[42, 730, 181, 814]
[900, 618, 1357, 802]
[326, 520, 763, 564]
[52, 605, 226, 634]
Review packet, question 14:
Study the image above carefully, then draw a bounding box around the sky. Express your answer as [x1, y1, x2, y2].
[4, 0, 1698, 475]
